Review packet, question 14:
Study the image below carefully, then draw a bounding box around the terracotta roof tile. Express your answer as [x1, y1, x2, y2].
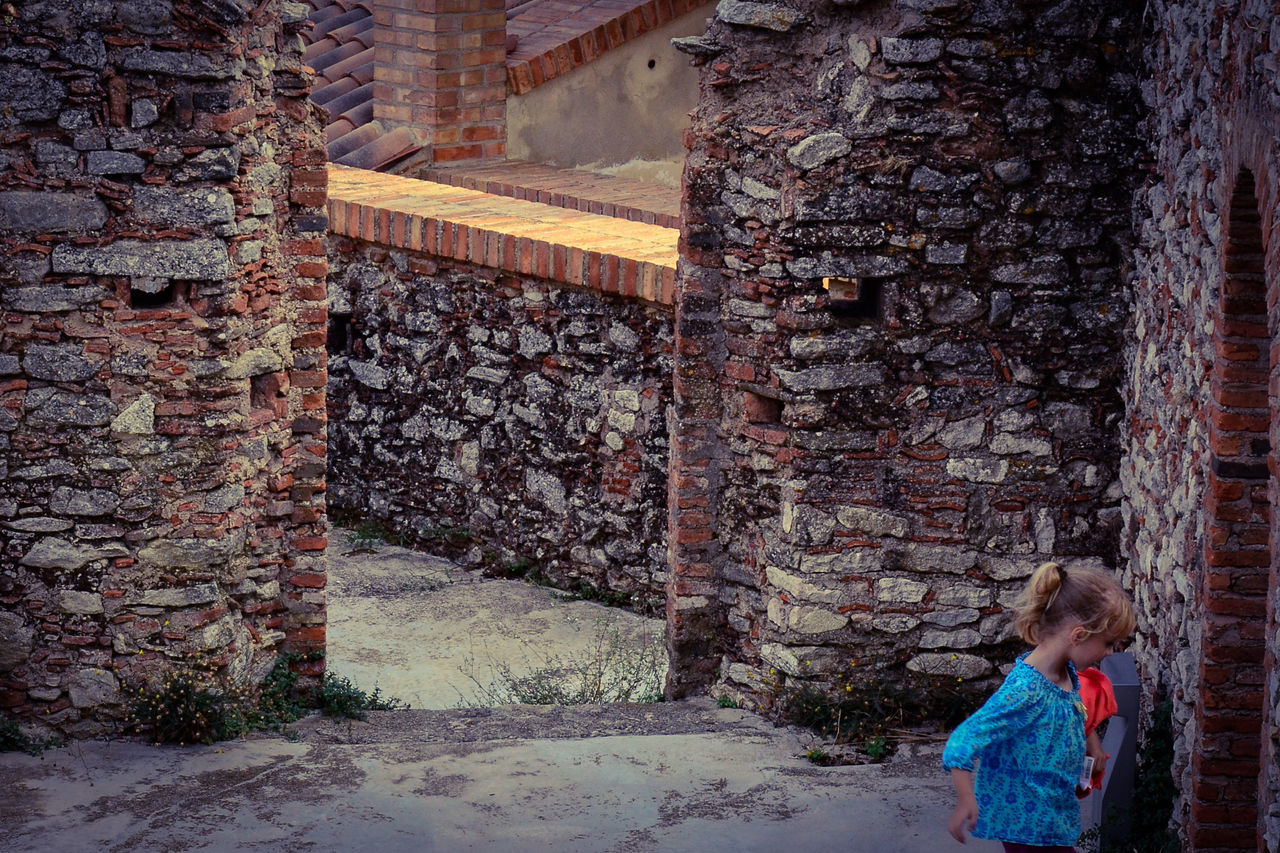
[302, 0, 709, 165]
[325, 117, 357, 144]
[328, 123, 383, 162]
[312, 7, 367, 38]
[319, 81, 374, 120]
[307, 38, 362, 71]
[311, 76, 360, 107]
[318, 48, 374, 86]
[335, 126, 423, 171]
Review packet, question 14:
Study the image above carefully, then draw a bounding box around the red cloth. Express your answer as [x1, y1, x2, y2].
[1078, 667, 1117, 734]
[1079, 667, 1117, 789]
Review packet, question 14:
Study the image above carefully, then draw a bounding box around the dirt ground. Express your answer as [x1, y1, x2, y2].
[325, 531, 667, 709]
[0, 534, 1003, 853]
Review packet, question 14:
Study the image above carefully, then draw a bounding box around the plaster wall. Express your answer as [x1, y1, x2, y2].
[504, 13, 708, 186]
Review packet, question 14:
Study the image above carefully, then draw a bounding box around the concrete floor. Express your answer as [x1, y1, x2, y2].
[0, 535, 1002, 853]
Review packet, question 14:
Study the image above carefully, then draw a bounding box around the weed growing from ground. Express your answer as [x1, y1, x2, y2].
[128, 654, 307, 745]
[458, 617, 666, 706]
[774, 656, 982, 762]
[127, 652, 406, 744]
[1119, 700, 1178, 853]
[0, 716, 58, 755]
[715, 695, 740, 709]
[319, 673, 406, 720]
[805, 746, 831, 764]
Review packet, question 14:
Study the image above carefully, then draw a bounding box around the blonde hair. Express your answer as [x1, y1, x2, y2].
[1013, 562, 1136, 645]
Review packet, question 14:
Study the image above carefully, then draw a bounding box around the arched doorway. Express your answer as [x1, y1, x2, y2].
[1198, 168, 1276, 850]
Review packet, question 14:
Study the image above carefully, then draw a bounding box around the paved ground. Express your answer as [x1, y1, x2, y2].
[0, 535, 1002, 853]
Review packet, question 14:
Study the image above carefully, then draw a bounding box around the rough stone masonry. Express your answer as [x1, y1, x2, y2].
[670, 0, 1145, 697]
[0, 0, 327, 736]
[325, 240, 673, 612]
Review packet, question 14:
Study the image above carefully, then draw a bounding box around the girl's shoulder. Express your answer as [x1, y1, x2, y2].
[1000, 653, 1075, 698]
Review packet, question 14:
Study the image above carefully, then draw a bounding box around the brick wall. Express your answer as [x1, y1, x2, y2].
[0, 1, 327, 735]
[372, 0, 507, 164]
[324, 229, 673, 610]
[671, 0, 1146, 699]
[1125, 0, 1280, 848]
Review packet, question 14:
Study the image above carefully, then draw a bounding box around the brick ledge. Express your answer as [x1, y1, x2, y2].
[327, 164, 677, 305]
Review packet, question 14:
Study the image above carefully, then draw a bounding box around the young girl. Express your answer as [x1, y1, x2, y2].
[943, 562, 1135, 851]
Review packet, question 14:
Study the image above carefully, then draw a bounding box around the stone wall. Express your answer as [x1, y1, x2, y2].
[668, 0, 1146, 697]
[0, 0, 327, 735]
[327, 240, 672, 609]
[1124, 0, 1280, 848]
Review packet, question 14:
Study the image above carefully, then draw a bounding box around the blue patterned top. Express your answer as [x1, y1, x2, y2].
[942, 654, 1087, 846]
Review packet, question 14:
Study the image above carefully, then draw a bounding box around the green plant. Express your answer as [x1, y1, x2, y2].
[129, 653, 314, 745]
[318, 672, 406, 720]
[716, 695, 740, 709]
[774, 656, 982, 755]
[129, 672, 242, 745]
[1112, 700, 1178, 853]
[862, 735, 891, 761]
[0, 716, 57, 755]
[346, 520, 394, 550]
[805, 746, 831, 764]
[458, 617, 666, 706]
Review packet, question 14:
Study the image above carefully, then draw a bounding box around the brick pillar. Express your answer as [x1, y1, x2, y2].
[372, 0, 507, 164]
[665, 168, 729, 698]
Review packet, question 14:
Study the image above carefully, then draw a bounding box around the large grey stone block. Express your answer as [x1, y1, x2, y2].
[0, 192, 107, 233]
[25, 388, 113, 427]
[21, 538, 128, 570]
[120, 48, 243, 79]
[0, 66, 66, 124]
[715, 0, 801, 31]
[51, 238, 230, 280]
[23, 343, 101, 381]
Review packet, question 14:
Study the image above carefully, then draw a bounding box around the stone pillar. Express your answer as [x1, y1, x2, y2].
[676, 0, 1146, 706]
[0, 0, 327, 736]
[372, 0, 507, 164]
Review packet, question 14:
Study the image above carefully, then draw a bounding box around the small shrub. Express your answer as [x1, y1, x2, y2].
[0, 716, 57, 755]
[774, 656, 982, 757]
[129, 672, 240, 745]
[347, 520, 393, 550]
[862, 735, 891, 762]
[805, 746, 831, 764]
[128, 653, 312, 745]
[319, 672, 406, 720]
[715, 695, 740, 709]
[458, 617, 666, 707]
